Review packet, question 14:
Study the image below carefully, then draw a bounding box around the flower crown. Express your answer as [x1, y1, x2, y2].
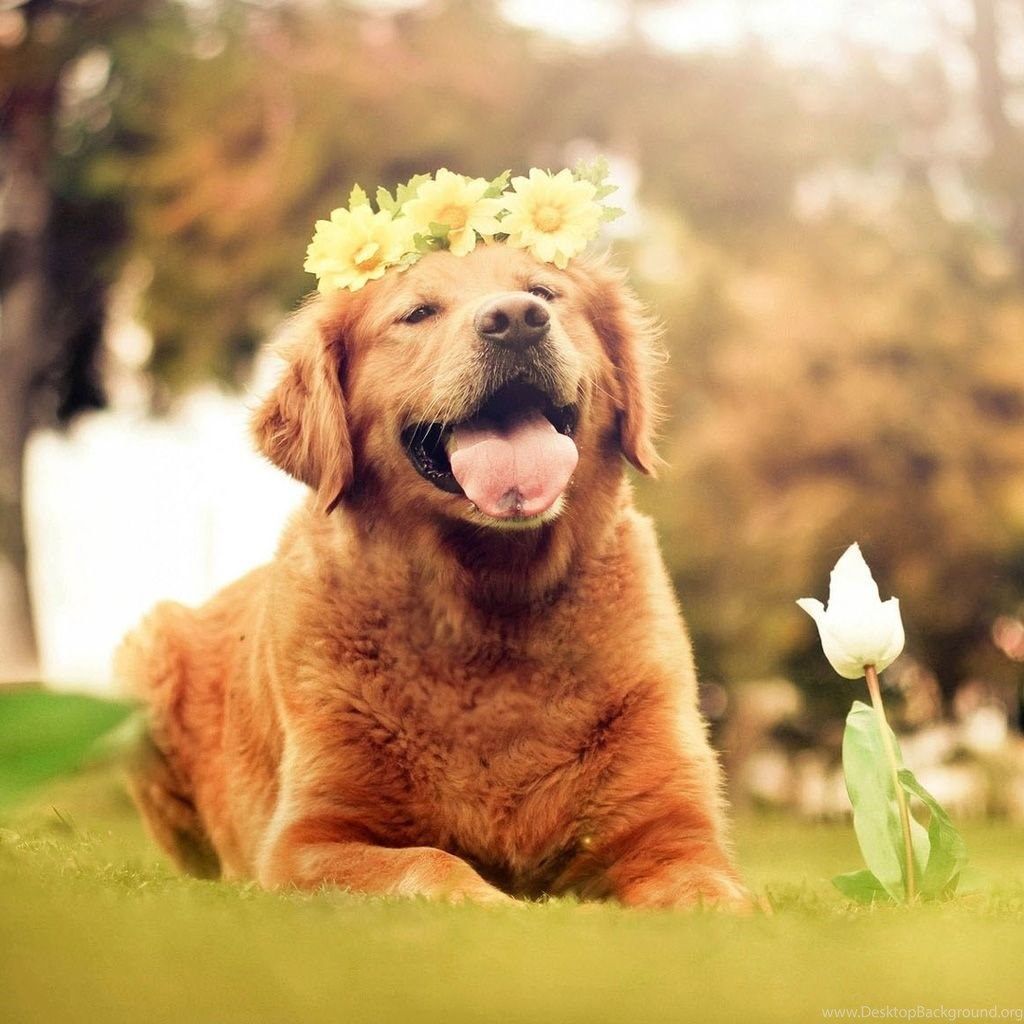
[304, 158, 624, 294]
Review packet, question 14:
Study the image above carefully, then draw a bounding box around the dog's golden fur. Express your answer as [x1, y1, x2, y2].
[117, 244, 746, 906]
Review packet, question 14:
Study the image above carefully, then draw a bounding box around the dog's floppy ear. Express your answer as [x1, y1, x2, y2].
[251, 300, 353, 514]
[577, 257, 663, 476]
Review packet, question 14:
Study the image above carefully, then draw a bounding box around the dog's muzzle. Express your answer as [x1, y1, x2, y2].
[473, 294, 550, 353]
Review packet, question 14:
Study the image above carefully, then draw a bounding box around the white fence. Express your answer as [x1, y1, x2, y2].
[24, 389, 304, 691]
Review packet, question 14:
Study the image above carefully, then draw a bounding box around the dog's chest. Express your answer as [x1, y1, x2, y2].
[339, 649, 630, 879]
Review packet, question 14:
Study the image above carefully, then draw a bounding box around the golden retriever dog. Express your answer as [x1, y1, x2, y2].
[117, 243, 747, 908]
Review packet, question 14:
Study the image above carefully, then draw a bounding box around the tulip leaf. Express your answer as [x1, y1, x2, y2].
[897, 768, 968, 898]
[841, 701, 929, 901]
[0, 689, 137, 810]
[832, 868, 890, 903]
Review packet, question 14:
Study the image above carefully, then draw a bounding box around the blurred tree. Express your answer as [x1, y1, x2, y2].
[643, 193, 1024, 703]
[967, 0, 1024, 274]
[0, 0, 153, 678]
[93, 0, 814, 388]
[3, 0, 1024, 703]
[97, 0, 544, 389]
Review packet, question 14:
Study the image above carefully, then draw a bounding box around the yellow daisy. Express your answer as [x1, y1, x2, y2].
[500, 168, 602, 269]
[402, 169, 504, 257]
[304, 202, 412, 293]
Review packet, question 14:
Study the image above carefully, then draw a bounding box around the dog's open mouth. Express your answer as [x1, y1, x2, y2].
[402, 381, 579, 521]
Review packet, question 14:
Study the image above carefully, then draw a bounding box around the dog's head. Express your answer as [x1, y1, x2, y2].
[253, 245, 660, 592]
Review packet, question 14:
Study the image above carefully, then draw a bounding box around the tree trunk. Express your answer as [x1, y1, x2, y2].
[969, 0, 1024, 274]
[0, 84, 56, 681]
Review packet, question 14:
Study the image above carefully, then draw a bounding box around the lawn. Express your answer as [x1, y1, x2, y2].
[2, 766, 1023, 1024]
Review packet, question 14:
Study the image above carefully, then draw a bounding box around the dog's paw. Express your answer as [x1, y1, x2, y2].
[398, 848, 515, 906]
[618, 865, 753, 912]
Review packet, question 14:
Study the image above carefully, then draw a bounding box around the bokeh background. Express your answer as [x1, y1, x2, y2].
[3, 0, 1024, 817]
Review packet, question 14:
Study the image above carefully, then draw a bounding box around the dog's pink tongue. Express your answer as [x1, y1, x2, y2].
[449, 410, 578, 519]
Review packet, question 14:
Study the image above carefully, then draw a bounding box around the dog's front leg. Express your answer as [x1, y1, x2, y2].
[587, 806, 749, 911]
[256, 815, 512, 904]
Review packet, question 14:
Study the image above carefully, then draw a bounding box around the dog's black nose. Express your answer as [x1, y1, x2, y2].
[474, 294, 550, 351]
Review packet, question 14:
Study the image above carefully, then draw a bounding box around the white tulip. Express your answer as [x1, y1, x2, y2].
[797, 543, 905, 679]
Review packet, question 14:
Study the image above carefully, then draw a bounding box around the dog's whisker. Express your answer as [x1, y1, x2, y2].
[589, 378, 616, 404]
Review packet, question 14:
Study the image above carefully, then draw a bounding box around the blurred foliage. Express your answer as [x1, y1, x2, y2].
[642, 199, 1024, 696]
[0, 688, 136, 808]
[5, 0, 1024, 697]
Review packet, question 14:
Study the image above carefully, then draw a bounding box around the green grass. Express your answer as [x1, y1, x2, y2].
[3, 767, 1023, 1024]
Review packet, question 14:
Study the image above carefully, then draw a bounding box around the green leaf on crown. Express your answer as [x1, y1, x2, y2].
[348, 183, 370, 209]
[484, 170, 511, 198]
[376, 186, 398, 215]
[573, 155, 613, 190]
[412, 232, 446, 254]
[395, 173, 433, 210]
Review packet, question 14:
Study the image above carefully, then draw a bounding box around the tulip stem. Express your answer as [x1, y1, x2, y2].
[864, 663, 916, 902]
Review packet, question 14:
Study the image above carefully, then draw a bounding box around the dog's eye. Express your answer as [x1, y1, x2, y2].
[528, 284, 557, 302]
[401, 305, 438, 325]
